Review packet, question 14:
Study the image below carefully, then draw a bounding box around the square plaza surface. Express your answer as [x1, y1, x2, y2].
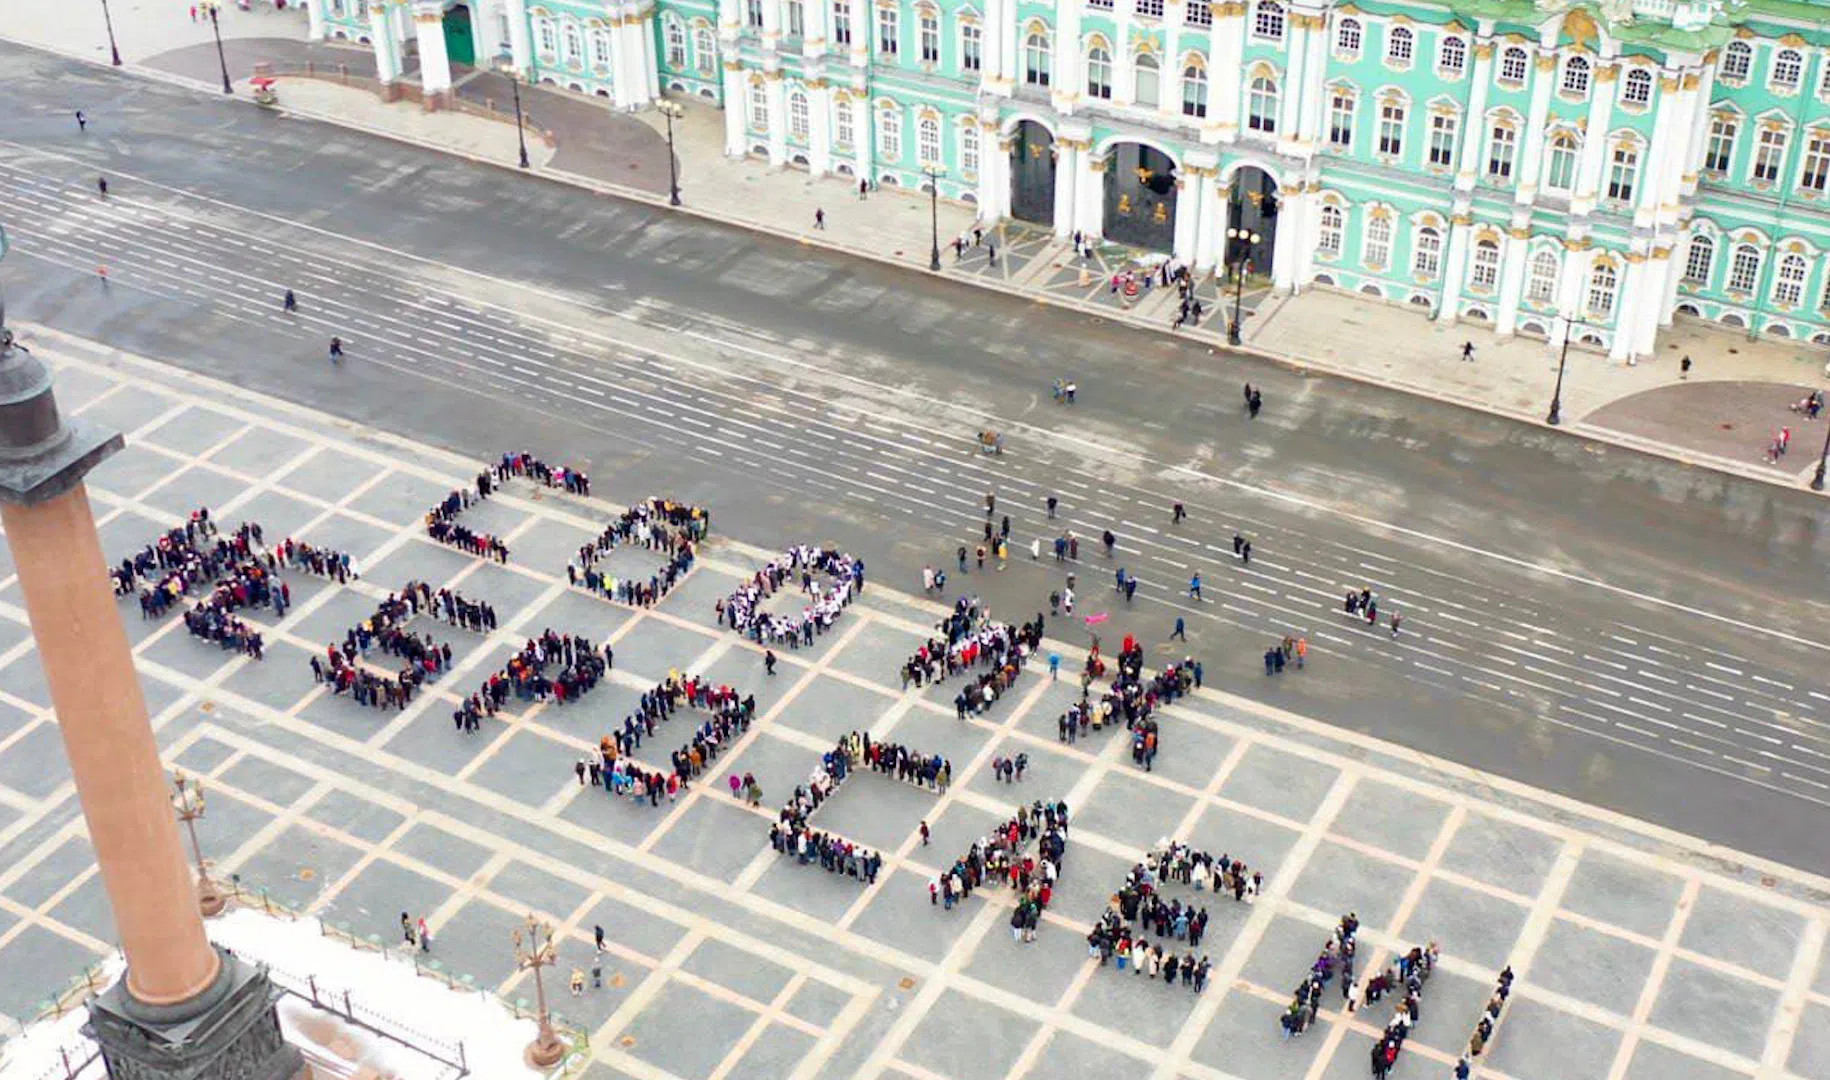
[0, 348, 1826, 1080]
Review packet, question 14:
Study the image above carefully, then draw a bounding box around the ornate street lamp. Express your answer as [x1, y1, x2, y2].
[513, 914, 567, 1067]
[657, 100, 684, 206]
[923, 164, 948, 272]
[495, 56, 531, 169]
[99, 0, 123, 66]
[204, 2, 232, 94]
[1547, 313, 1576, 426]
[171, 769, 226, 917]
[1226, 226, 1260, 346]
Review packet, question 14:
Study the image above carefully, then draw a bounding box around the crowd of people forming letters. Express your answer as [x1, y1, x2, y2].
[717, 545, 864, 647]
[567, 497, 705, 607]
[898, 598, 1045, 720]
[109, 470, 1539, 1077]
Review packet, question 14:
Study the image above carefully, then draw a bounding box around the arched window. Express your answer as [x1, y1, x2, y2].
[695, 27, 716, 74]
[1545, 132, 1579, 192]
[1471, 238, 1500, 291]
[1413, 226, 1443, 277]
[1587, 261, 1617, 318]
[917, 115, 941, 165]
[1327, 88, 1355, 148]
[1754, 126, 1789, 183]
[1025, 30, 1051, 86]
[1775, 49, 1804, 88]
[960, 123, 980, 173]
[1182, 63, 1208, 116]
[1377, 99, 1406, 156]
[1364, 215, 1392, 267]
[1499, 46, 1528, 84]
[788, 88, 810, 140]
[1706, 115, 1738, 173]
[1721, 40, 1752, 81]
[588, 26, 611, 68]
[1623, 68, 1652, 105]
[1683, 234, 1714, 285]
[1253, 0, 1284, 41]
[1087, 46, 1113, 98]
[1728, 243, 1761, 292]
[1317, 204, 1344, 256]
[1248, 75, 1278, 133]
[919, 10, 939, 62]
[1135, 53, 1161, 107]
[665, 18, 687, 68]
[835, 98, 855, 146]
[563, 20, 583, 65]
[878, 106, 902, 158]
[536, 16, 556, 55]
[1487, 121, 1516, 180]
[748, 82, 769, 130]
[1386, 26, 1413, 66]
[1774, 252, 1808, 305]
[1562, 55, 1591, 97]
[786, 0, 805, 37]
[1438, 36, 1466, 75]
[1335, 17, 1361, 57]
[1526, 249, 1560, 305]
[1607, 141, 1639, 203]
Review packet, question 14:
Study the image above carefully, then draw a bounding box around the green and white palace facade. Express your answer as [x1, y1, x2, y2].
[313, 0, 1830, 359]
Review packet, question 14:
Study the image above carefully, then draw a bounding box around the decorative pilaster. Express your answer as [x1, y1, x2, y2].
[722, 60, 749, 155]
[1271, 186, 1302, 288]
[1454, 34, 1495, 191]
[1193, 168, 1222, 270]
[1210, 2, 1244, 139]
[764, 69, 789, 165]
[1054, 138, 1082, 238]
[507, 0, 533, 71]
[1494, 225, 1529, 334]
[1513, 46, 1557, 202]
[370, 4, 401, 83]
[1435, 214, 1473, 321]
[1572, 57, 1618, 212]
[413, 6, 454, 102]
[808, 80, 834, 175]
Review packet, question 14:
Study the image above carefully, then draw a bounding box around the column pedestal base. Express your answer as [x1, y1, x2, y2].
[87, 947, 307, 1080]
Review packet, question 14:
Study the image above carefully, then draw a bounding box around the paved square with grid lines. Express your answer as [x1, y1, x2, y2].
[0, 340, 1827, 1080]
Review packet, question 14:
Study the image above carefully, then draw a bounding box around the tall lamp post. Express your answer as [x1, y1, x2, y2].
[171, 770, 226, 917]
[657, 100, 684, 206]
[494, 57, 531, 169]
[1547, 312, 1576, 426]
[923, 164, 948, 272]
[1811, 417, 1830, 490]
[513, 915, 567, 1068]
[205, 2, 232, 94]
[1225, 226, 1260, 346]
[99, 0, 122, 66]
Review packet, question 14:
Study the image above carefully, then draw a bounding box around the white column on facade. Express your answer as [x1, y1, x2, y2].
[1609, 254, 1643, 360]
[722, 62, 748, 155]
[1573, 57, 1618, 211]
[803, 0, 828, 56]
[808, 82, 834, 174]
[1211, 3, 1244, 139]
[1053, 140, 1082, 238]
[1158, 2, 1187, 123]
[1173, 175, 1199, 261]
[1660, 238, 1686, 326]
[1292, 179, 1320, 286]
[1271, 188, 1302, 288]
[848, 0, 868, 68]
[981, 0, 1007, 89]
[764, 71, 789, 164]
[1678, 62, 1712, 199]
[414, 8, 454, 98]
[1629, 72, 1676, 227]
[370, 4, 401, 82]
[1630, 250, 1669, 354]
[1076, 144, 1106, 238]
[1514, 46, 1557, 201]
[1494, 227, 1528, 334]
[1552, 240, 1587, 344]
[1194, 169, 1221, 269]
[506, 0, 533, 70]
[642, 14, 662, 99]
[1299, 10, 1330, 141]
[1454, 36, 1495, 190]
[1278, 17, 1308, 146]
[307, 0, 326, 40]
[854, 91, 876, 180]
[1435, 217, 1473, 321]
[1113, 6, 1135, 106]
[1001, 0, 1021, 88]
[1053, 1, 1083, 115]
[981, 130, 1010, 222]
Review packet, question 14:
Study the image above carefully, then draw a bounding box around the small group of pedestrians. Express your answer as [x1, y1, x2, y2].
[424, 483, 509, 562]
[310, 580, 467, 709]
[1283, 912, 1362, 1039]
[1368, 941, 1441, 1077]
[1457, 965, 1514, 1071]
[1343, 586, 1404, 637]
[1263, 634, 1309, 675]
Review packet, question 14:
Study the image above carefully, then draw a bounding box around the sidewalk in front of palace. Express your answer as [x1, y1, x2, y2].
[4, 0, 1827, 490]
